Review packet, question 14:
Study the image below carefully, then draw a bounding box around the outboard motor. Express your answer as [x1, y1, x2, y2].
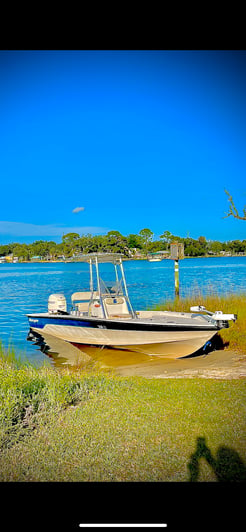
[48, 293, 67, 314]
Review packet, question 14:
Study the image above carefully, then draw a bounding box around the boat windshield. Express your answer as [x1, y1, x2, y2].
[99, 278, 124, 296]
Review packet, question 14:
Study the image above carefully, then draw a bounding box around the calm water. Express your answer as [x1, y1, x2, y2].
[0, 256, 245, 364]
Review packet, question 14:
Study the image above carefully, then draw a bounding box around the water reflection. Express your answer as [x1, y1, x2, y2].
[27, 329, 154, 369]
[27, 329, 91, 367]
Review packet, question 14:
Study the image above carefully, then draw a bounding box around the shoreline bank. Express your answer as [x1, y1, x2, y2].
[1, 253, 246, 264]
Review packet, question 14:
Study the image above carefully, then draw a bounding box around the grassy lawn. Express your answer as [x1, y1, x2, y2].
[0, 352, 245, 482]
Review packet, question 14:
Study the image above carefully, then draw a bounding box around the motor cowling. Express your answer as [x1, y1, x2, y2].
[48, 293, 67, 314]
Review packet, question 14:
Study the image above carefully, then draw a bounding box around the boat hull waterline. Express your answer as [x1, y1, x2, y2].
[28, 314, 218, 358]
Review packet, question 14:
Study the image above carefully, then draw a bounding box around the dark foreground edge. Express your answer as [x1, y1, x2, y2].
[0, 481, 243, 531]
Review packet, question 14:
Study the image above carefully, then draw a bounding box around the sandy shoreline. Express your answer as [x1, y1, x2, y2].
[113, 349, 246, 380]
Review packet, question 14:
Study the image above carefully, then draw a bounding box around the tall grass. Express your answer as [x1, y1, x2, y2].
[0, 345, 111, 451]
[155, 293, 246, 354]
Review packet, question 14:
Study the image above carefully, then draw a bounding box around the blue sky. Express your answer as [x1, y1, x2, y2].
[0, 49, 245, 244]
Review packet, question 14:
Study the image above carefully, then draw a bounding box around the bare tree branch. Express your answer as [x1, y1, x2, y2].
[224, 190, 246, 220]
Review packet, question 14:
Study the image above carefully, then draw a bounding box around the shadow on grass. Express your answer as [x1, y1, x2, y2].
[188, 437, 246, 482]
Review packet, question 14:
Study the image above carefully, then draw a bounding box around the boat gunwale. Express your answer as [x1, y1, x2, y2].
[27, 312, 220, 331]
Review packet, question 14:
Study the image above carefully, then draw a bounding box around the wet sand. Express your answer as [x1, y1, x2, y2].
[113, 349, 246, 379]
[71, 345, 246, 379]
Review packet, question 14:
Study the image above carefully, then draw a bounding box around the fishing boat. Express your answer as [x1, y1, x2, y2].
[27, 253, 237, 358]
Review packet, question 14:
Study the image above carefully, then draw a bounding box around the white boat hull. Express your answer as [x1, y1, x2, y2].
[31, 324, 217, 358]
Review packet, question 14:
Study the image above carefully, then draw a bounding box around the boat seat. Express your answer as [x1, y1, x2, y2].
[110, 314, 132, 319]
[71, 291, 99, 301]
[104, 297, 124, 305]
[71, 291, 93, 302]
[104, 297, 131, 318]
[71, 291, 99, 313]
[75, 302, 90, 312]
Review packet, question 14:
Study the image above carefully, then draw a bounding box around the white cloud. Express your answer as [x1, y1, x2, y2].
[0, 221, 108, 237]
[72, 207, 85, 214]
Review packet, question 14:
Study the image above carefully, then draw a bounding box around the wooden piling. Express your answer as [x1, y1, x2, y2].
[174, 259, 179, 297]
[170, 243, 184, 298]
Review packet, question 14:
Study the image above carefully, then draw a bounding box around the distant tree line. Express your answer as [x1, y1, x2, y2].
[0, 229, 246, 261]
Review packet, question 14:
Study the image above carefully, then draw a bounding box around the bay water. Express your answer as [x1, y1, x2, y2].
[0, 256, 245, 365]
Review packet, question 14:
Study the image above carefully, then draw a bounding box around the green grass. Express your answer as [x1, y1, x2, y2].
[0, 348, 245, 482]
[0, 293, 245, 482]
[0, 347, 102, 450]
[155, 293, 246, 354]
